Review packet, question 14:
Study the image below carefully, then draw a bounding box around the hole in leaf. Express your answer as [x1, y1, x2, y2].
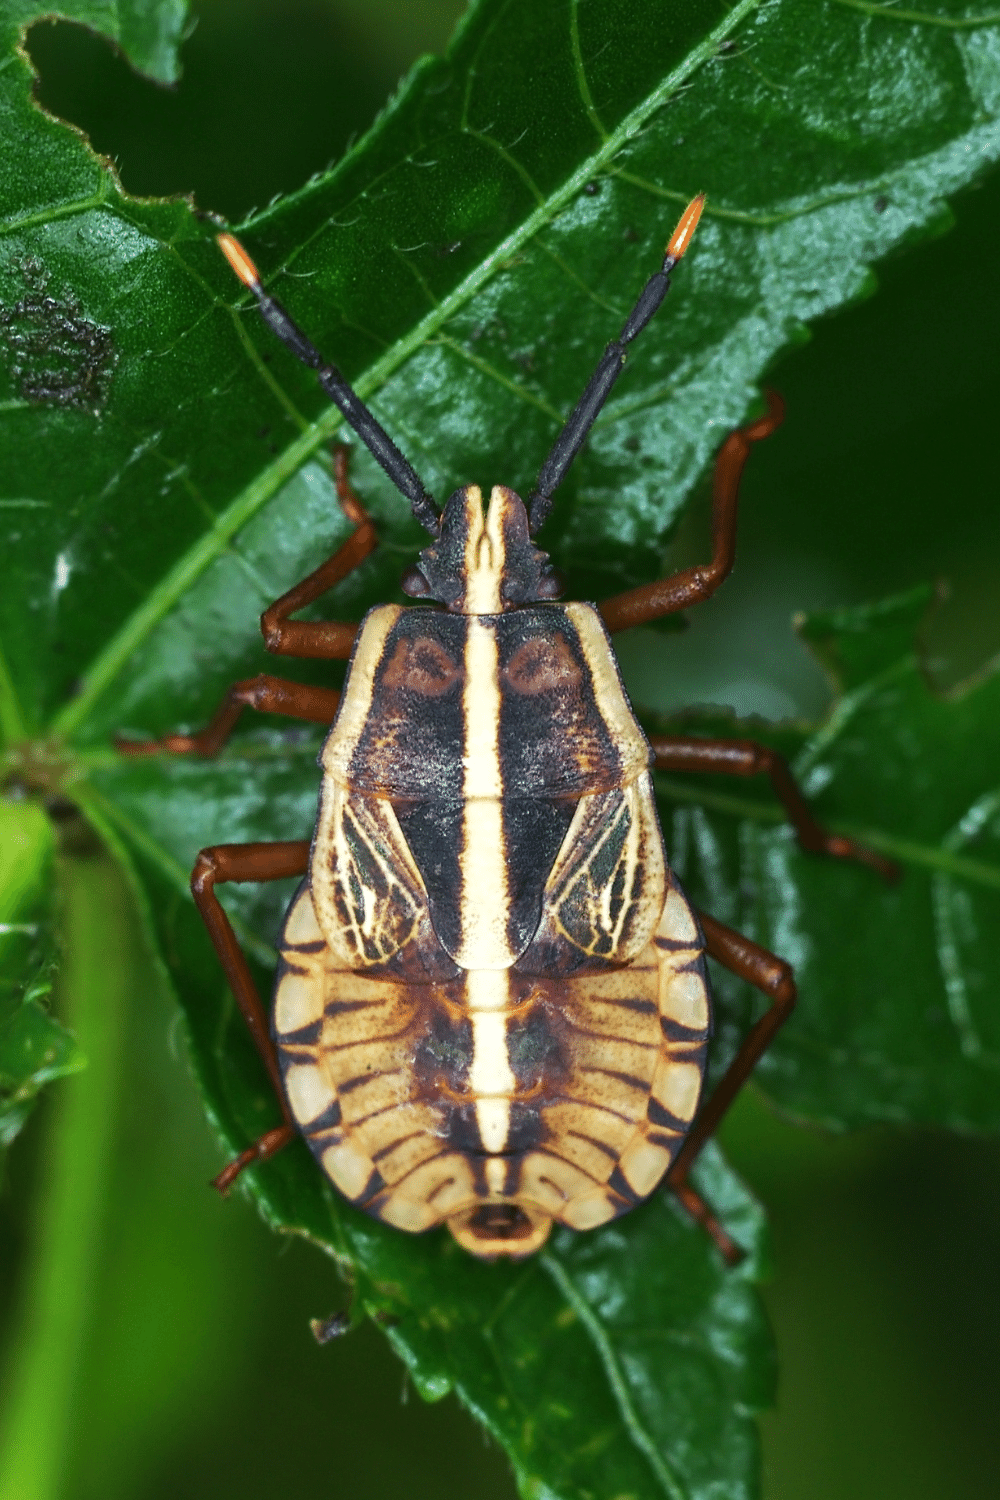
[24, 0, 464, 222]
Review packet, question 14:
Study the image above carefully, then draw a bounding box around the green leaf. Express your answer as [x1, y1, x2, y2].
[5, 1, 1000, 1497]
[655, 586, 1000, 1132]
[0, 798, 83, 1152]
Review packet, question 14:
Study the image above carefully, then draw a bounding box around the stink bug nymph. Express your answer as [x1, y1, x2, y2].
[121, 197, 896, 1263]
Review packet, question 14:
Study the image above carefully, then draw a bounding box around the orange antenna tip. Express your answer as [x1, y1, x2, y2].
[665, 194, 706, 261]
[217, 233, 260, 288]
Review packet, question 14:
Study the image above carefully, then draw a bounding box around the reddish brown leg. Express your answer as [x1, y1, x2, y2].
[261, 442, 377, 658]
[599, 391, 784, 632]
[117, 444, 373, 756]
[117, 675, 341, 758]
[651, 735, 899, 881]
[667, 913, 796, 1265]
[191, 839, 310, 1191]
[670, 1180, 743, 1266]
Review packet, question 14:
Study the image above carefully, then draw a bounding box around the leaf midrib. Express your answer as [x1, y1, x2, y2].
[655, 775, 1000, 891]
[64, 729, 1000, 895]
[50, 0, 763, 740]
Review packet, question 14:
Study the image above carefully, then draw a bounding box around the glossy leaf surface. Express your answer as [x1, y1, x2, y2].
[657, 587, 1000, 1131]
[3, 1, 1000, 1497]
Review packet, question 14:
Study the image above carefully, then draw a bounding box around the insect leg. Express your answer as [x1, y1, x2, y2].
[669, 1181, 744, 1267]
[527, 195, 705, 533]
[117, 676, 341, 757]
[598, 392, 784, 631]
[665, 911, 795, 1263]
[261, 443, 377, 657]
[650, 734, 899, 881]
[116, 446, 374, 753]
[218, 236, 440, 534]
[190, 840, 310, 1191]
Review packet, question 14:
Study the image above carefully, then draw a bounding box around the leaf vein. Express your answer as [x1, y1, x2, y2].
[833, 0, 1000, 28]
[540, 1252, 688, 1500]
[570, 0, 610, 142]
[51, 0, 764, 736]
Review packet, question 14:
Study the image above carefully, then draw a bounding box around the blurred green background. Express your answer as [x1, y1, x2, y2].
[2, 2, 999, 1497]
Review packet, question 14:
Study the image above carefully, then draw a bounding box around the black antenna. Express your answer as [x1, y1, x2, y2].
[527, 194, 706, 535]
[218, 235, 440, 535]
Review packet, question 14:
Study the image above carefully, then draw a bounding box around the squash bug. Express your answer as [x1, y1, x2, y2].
[121, 197, 896, 1264]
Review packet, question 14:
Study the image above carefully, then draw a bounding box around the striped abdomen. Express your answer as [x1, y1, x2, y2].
[274, 871, 709, 1258]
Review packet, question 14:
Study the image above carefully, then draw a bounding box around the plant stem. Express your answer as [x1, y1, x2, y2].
[0, 852, 136, 1500]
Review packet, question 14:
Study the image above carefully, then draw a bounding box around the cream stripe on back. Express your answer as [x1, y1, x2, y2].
[566, 602, 650, 784]
[455, 619, 512, 968]
[321, 605, 402, 779]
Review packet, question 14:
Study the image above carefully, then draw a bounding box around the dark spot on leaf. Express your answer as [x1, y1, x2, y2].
[584, 180, 599, 196]
[623, 226, 639, 244]
[0, 259, 117, 412]
[874, 194, 889, 214]
[624, 435, 640, 452]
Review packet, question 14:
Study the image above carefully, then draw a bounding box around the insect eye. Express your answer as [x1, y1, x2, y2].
[401, 565, 431, 598]
[534, 570, 565, 600]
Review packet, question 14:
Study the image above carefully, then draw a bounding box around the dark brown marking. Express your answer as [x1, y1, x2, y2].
[446, 1104, 487, 1155]
[371, 1130, 424, 1163]
[337, 1069, 398, 1094]
[580, 1067, 651, 1093]
[302, 1098, 343, 1133]
[536, 1173, 570, 1202]
[659, 1016, 709, 1044]
[566, 1129, 619, 1161]
[502, 1157, 521, 1196]
[534, 1148, 601, 1184]
[605, 1165, 641, 1204]
[505, 1102, 545, 1153]
[551, 1093, 638, 1125]
[351, 1167, 388, 1206]
[277, 1020, 324, 1046]
[280, 1045, 323, 1064]
[502, 634, 582, 695]
[497, 609, 624, 798]
[559, 1017, 659, 1049]
[412, 1008, 474, 1089]
[423, 1167, 460, 1202]
[466, 1204, 537, 1241]
[382, 635, 462, 695]
[506, 1006, 564, 1090]
[647, 1098, 694, 1132]
[601, 995, 658, 1015]
[320, 1026, 416, 1054]
[324, 998, 382, 1017]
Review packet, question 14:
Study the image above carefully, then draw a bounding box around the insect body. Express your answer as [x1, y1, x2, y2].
[274, 492, 711, 1257]
[124, 197, 895, 1263]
